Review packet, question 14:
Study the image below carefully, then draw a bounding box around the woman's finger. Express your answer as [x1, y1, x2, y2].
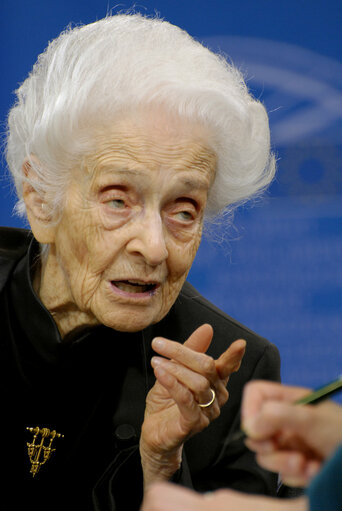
[152, 364, 212, 431]
[183, 324, 214, 353]
[215, 339, 246, 380]
[151, 356, 228, 408]
[151, 337, 219, 385]
[152, 336, 245, 390]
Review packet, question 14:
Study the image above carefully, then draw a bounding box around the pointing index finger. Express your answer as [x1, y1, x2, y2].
[183, 324, 214, 353]
[215, 339, 246, 380]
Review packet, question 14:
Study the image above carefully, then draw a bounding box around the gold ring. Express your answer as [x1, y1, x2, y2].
[198, 388, 216, 408]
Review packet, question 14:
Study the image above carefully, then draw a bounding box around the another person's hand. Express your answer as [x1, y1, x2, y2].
[140, 324, 246, 487]
[241, 380, 342, 487]
[140, 482, 308, 511]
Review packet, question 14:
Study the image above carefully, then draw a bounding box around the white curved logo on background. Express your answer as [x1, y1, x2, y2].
[203, 36, 342, 146]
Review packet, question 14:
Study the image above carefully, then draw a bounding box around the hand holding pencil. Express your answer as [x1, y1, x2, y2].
[241, 379, 342, 487]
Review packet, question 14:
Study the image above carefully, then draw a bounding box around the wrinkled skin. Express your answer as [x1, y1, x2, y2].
[24, 110, 246, 488]
[35, 112, 216, 336]
[141, 325, 246, 486]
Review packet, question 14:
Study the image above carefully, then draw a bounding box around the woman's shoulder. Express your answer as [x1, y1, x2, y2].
[0, 226, 32, 254]
[0, 226, 32, 293]
[170, 281, 280, 364]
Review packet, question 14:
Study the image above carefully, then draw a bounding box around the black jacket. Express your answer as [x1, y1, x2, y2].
[0, 227, 280, 510]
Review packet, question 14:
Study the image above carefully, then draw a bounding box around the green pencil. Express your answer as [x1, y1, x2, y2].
[294, 375, 342, 405]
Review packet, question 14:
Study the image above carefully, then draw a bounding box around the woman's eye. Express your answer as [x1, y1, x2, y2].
[107, 199, 126, 209]
[176, 210, 193, 221]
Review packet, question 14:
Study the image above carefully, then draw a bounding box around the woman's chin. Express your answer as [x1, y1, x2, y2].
[97, 307, 161, 333]
[90, 288, 175, 332]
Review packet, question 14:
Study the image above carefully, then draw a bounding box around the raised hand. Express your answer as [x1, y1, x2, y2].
[140, 324, 246, 487]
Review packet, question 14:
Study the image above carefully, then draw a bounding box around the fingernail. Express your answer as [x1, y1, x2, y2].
[151, 356, 162, 366]
[152, 338, 165, 349]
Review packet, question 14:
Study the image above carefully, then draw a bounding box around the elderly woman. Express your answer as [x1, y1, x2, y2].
[2, 13, 279, 511]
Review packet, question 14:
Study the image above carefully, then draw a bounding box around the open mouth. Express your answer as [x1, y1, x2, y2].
[111, 280, 158, 295]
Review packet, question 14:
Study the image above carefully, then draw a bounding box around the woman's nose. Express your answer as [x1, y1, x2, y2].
[126, 212, 169, 266]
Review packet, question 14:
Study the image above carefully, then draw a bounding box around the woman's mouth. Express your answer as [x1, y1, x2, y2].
[110, 280, 158, 297]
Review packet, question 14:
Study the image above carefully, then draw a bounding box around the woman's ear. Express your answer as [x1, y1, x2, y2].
[22, 158, 56, 243]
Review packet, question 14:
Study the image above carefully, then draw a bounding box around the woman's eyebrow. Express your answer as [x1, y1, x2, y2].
[176, 177, 210, 191]
[99, 167, 142, 177]
[98, 167, 210, 187]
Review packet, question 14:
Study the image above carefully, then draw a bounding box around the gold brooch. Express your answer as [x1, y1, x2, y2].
[26, 427, 64, 477]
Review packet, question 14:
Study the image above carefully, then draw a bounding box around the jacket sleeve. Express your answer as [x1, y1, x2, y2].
[307, 444, 342, 511]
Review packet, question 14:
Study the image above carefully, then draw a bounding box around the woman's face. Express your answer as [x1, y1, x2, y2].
[49, 113, 216, 332]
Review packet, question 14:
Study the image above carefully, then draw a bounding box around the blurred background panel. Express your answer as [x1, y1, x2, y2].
[1, 0, 341, 400]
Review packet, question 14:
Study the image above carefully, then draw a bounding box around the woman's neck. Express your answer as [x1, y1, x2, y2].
[34, 248, 99, 339]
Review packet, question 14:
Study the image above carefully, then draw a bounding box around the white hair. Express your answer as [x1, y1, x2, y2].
[6, 13, 275, 219]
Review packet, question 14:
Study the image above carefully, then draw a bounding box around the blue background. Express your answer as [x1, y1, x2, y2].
[1, 0, 342, 401]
